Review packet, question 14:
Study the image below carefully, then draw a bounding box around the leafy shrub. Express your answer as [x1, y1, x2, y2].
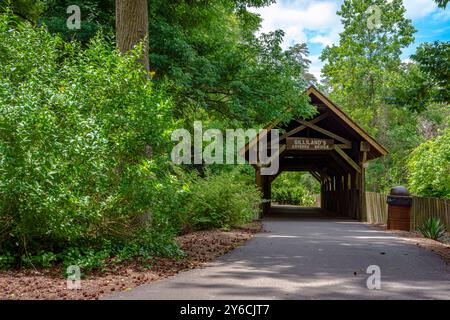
[407, 129, 450, 199]
[271, 172, 318, 206]
[0, 252, 15, 269]
[418, 218, 447, 241]
[21, 251, 58, 268]
[185, 171, 261, 230]
[0, 13, 184, 267]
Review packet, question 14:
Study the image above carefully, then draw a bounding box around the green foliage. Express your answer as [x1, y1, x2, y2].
[320, 0, 449, 197]
[365, 106, 422, 191]
[36, 0, 315, 127]
[411, 41, 450, 106]
[147, 1, 315, 126]
[271, 172, 319, 206]
[321, 0, 415, 134]
[185, 171, 261, 230]
[0, 0, 47, 21]
[39, 0, 115, 43]
[21, 251, 57, 268]
[387, 63, 431, 113]
[388, 41, 449, 113]
[4, 0, 447, 275]
[418, 218, 447, 241]
[0, 2, 303, 271]
[0, 252, 15, 269]
[407, 129, 450, 199]
[59, 231, 182, 271]
[0, 13, 183, 267]
[434, 0, 449, 9]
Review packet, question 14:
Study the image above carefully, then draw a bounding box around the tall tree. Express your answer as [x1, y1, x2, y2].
[411, 41, 450, 105]
[388, 41, 449, 113]
[320, 0, 416, 191]
[115, 0, 149, 70]
[144, 2, 313, 126]
[38, 0, 313, 126]
[320, 0, 415, 133]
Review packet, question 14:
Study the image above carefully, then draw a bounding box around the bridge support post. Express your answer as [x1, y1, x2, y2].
[255, 168, 270, 218]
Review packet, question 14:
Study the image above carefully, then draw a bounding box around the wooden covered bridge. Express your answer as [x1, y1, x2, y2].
[242, 86, 388, 220]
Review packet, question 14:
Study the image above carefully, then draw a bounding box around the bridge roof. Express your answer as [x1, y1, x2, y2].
[241, 86, 388, 165]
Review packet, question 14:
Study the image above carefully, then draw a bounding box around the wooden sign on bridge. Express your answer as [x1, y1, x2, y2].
[286, 137, 334, 151]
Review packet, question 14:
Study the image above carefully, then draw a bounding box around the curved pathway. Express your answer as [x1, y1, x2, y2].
[106, 207, 450, 300]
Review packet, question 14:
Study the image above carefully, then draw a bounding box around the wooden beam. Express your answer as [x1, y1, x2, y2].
[258, 144, 286, 167]
[307, 86, 388, 156]
[360, 141, 371, 152]
[255, 167, 264, 219]
[362, 151, 367, 164]
[320, 170, 331, 181]
[358, 150, 367, 221]
[296, 119, 351, 145]
[328, 151, 355, 173]
[309, 171, 321, 182]
[280, 113, 329, 140]
[239, 118, 279, 156]
[334, 146, 361, 174]
[335, 143, 352, 149]
[280, 165, 323, 170]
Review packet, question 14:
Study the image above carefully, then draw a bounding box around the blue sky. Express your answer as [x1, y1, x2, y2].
[249, 0, 450, 80]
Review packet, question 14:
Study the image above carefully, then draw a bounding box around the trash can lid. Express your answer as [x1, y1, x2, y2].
[390, 186, 410, 196]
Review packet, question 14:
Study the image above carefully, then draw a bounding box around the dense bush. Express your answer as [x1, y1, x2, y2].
[0, 15, 264, 270]
[185, 171, 261, 230]
[0, 14, 184, 268]
[407, 129, 450, 199]
[271, 172, 319, 206]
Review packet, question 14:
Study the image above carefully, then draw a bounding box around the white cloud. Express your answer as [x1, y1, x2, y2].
[432, 7, 450, 22]
[249, 0, 447, 80]
[308, 54, 324, 80]
[249, 0, 342, 79]
[403, 0, 438, 19]
[249, 0, 342, 49]
[310, 26, 342, 47]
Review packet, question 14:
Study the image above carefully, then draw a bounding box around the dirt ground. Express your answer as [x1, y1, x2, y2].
[0, 222, 262, 300]
[372, 224, 450, 264]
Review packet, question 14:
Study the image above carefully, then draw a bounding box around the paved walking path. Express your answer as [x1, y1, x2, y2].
[106, 207, 450, 300]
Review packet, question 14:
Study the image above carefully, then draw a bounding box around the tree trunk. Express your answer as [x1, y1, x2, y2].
[115, 0, 149, 71]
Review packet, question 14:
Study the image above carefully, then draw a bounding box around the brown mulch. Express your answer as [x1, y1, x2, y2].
[0, 222, 262, 300]
[371, 224, 450, 264]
